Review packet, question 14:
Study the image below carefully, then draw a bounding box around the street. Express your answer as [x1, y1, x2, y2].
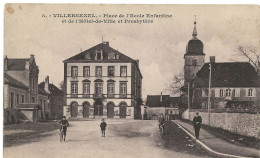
[4, 120, 209, 158]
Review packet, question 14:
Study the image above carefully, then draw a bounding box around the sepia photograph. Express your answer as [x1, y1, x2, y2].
[2, 3, 260, 158]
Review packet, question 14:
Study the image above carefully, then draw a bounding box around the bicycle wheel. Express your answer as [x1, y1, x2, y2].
[60, 131, 64, 142]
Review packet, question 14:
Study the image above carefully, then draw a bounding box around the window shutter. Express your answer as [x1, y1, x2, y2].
[245, 88, 248, 97]
[215, 88, 220, 97]
[236, 88, 240, 97]
[202, 89, 205, 97]
[253, 88, 256, 97]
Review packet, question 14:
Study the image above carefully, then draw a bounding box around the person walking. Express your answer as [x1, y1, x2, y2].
[100, 118, 107, 137]
[192, 111, 202, 139]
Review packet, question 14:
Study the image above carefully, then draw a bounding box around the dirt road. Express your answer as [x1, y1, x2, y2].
[4, 120, 209, 158]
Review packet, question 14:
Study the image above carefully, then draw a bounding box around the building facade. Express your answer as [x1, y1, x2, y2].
[182, 20, 260, 112]
[191, 60, 260, 111]
[3, 55, 49, 123]
[63, 42, 143, 119]
[39, 76, 64, 119]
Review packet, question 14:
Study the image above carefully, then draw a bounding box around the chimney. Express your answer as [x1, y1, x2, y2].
[4, 55, 8, 72]
[29, 54, 35, 64]
[160, 92, 162, 102]
[210, 56, 215, 63]
[45, 76, 50, 93]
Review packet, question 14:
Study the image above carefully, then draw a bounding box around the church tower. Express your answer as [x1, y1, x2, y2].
[184, 17, 205, 86]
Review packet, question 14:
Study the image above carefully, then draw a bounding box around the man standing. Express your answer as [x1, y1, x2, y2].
[192, 111, 202, 139]
[100, 118, 107, 137]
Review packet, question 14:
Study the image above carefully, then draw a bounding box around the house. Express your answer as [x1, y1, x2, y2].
[63, 41, 143, 119]
[39, 76, 64, 119]
[3, 55, 49, 123]
[191, 58, 260, 111]
[145, 94, 180, 120]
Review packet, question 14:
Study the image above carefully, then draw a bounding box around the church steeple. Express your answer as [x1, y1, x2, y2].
[192, 15, 197, 38]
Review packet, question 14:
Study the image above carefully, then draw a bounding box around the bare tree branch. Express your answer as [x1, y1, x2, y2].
[235, 45, 260, 75]
[166, 72, 184, 95]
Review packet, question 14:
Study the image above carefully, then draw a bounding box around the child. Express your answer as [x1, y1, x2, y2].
[100, 118, 107, 137]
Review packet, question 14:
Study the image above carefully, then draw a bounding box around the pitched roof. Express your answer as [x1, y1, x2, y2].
[4, 73, 28, 89]
[38, 82, 63, 95]
[63, 43, 134, 63]
[193, 62, 260, 88]
[38, 87, 49, 95]
[146, 95, 180, 107]
[7, 58, 30, 70]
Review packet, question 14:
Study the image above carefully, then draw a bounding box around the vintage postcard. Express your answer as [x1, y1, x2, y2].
[3, 4, 260, 158]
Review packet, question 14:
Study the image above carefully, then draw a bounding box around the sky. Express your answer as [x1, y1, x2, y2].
[4, 4, 260, 98]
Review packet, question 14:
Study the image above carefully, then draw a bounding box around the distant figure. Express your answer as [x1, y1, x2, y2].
[192, 111, 202, 139]
[100, 118, 107, 137]
[159, 113, 165, 126]
[60, 116, 69, 142]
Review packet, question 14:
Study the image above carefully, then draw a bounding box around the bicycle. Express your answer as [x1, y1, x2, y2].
[59, 125, 66, 142]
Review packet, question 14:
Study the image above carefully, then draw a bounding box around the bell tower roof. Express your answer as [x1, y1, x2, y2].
[185, 16, 205, 57]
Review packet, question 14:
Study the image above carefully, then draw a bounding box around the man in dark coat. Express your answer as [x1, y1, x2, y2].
[192, 111, 202, 139]
[100, 118, 107, 137]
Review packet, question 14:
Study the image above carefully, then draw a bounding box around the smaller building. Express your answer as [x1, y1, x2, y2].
[3, 55, 49, 123]
[145, 94, 180, 120]
[39, 76, 64, 119]
[191, 59, 260, 112]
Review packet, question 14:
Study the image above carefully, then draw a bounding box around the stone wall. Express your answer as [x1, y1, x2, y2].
[182, 110, 260, 138]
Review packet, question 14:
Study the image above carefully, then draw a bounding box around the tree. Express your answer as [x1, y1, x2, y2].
[235, 45, 260, 75]
[59, 81, 65, 93]
[167, 72, 184, 96]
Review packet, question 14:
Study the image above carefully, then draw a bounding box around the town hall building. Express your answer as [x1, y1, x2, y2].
[63, 41, 143, 119]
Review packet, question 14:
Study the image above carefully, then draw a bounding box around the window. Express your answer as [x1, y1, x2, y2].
[108, 66, 115, 77]
[43, 100, 46, 112]
[95, 83, 103, 97]
[10, 92, 14, 108]
[107, 83, 115, 98]
[40, 99, 43, 106]
[192, 58, 197, 66]
[220, 89, 224, 97]
[83, 83, 90, 98]
[226, 89, 231, 97]
[97, 50, 102, 60]
[96, 66, 102, 77]
[71, 82, 78, 94]
[120, 83, 127, 98]
[71, 66, 78, 78]
[32, 78, 35, 91]
[83, 66, 90, 77]
[16, 94, 20, 105]
[120, 66, 127, 77]
[232, 89, 236, 97]
[32, 97, 36, 103]
[21, 95, 25, 103]
[248, 89, 253, 97]
[203, 89, 208, 97]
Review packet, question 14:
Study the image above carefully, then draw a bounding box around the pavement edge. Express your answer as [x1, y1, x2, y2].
[171, 120, 251, 158]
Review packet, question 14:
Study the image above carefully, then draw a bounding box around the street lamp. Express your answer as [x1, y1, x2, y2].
[207, 63, 212, 125]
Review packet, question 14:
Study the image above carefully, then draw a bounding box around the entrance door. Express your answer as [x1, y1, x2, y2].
[71, 102, 78, 117]
[107, 103, 114, 118]
[94, 104, 103, 116]
[119, 104, 127, 118]
[83, 103, 90, 118]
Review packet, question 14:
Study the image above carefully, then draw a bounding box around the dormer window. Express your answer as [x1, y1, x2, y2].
[96, 50, 103, 60]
